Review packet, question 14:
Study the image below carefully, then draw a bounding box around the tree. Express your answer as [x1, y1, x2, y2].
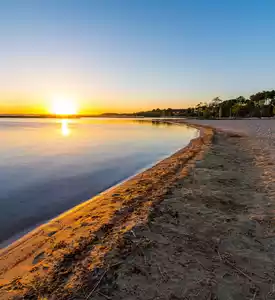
[232, 103, 241, 117]
[236, 96, 247, 104]
[211, 97, 222, 107]
[133, 88, 275, 118]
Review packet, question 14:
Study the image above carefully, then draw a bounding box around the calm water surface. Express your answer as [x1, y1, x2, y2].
[0, 118, 197, 245]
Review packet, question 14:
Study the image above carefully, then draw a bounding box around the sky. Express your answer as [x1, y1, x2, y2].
[1, 0, 275, 114]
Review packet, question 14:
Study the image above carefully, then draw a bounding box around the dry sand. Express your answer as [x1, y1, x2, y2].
[85, 120, 275, 300]
[1, 119, 275, 299]
[185, 119, 275, 211]
[185, 119, 275, 136]
[88, 121, 275, 300]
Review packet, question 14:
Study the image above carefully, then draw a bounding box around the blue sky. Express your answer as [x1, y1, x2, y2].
[1, 0, 275, 113]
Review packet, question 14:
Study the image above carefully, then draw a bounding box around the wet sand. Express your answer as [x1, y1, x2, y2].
[0, 124, 212, 299]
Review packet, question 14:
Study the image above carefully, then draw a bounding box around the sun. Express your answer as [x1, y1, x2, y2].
[51, 97, 78, 115]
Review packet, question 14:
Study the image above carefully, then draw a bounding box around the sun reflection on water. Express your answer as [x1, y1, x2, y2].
[61, 119, 70, 136]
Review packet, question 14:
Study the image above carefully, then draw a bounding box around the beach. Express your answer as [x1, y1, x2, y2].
[0, 122, 211, 299]
[1, 120, 275, 299]
[99, 120, 275, 300]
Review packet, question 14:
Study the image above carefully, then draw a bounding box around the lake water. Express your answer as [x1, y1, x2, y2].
[0, 118, 197, 246]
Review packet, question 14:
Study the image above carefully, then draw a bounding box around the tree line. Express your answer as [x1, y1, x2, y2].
[134, 90, 275, 118]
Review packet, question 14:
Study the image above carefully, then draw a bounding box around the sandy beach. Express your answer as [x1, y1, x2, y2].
[88, 120, 275, 300]
[0, 119, 275, 299]
[0, 122, 212, 299]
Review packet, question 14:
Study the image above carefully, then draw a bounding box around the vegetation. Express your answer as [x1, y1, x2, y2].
[134, 90, 275, 118]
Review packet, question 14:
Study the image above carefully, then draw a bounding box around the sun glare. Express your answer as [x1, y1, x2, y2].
[51, 97, 78, 115]
[61, 119, 70, 136]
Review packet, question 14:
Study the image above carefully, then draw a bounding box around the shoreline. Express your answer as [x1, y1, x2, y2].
[0, 122, 212, 299]
[0, 126, 199, 250]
